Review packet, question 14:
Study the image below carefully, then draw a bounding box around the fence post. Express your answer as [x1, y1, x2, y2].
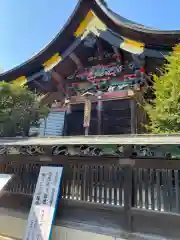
[123, 165, 133, 232]
[122, 145, 134, 232]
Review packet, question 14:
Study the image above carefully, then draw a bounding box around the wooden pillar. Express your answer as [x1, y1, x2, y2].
[130, 97, 137, 134]
[136, 91, 148, 133]
[83, 99, 91, 136]
[97, 91, 103, 135]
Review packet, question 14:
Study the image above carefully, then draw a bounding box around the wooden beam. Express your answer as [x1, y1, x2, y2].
[51, 70, 65, 93]
[96, 38, 104, 60]
[69, 53, 83, 70]
[33, 80, 48, 92]
[112, 46, 123, 60]
[51, 70, 74, 98]
[51, 70, 64, 84]
[70, 90, 131, 104]
[40, 92, 64, 106]
[112, 46, 120, 56]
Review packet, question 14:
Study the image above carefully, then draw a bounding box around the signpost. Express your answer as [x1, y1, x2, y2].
[24, 166, 63, 240]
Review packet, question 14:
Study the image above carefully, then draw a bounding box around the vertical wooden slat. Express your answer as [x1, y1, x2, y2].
[175, 170, 180, 213]
[138, 168, 143, 208]
[99, 166, 103, 203]
[88, 166, 93, 202]
[156, 169, 161, 211]
[86, 165, 90, 202]
[109, 165, 113, 205]
[150, 169, 155, 210]
[103, 166, 107, 204]
[76, 164, 81, 200]
[94, 165, 98, 203]
[91, 166, 95, 202]
[118, 167, 123, 206]
[113, 165, 117, 205]
[29, 164, 35, 195]
[29, 164, 33, 194]
[67, 164, 72, 199]
[68, 164, 73, 199]
[133, 169, 138, 207]
[61, 165, 67, 199]
[82, 165, 87, 201]
[123, 166, 133, 232]
[71, 164, 76, 200]
[22, 164, 26, 194]
[85, 165, 89, 202]
[19, 164, 23, 194]
[162, 169, 168, 211]
[167, 169, 173, 212]
[9, 164, 15, 193]
[144, 169, 149, 209]
[24, 164, 28, 194]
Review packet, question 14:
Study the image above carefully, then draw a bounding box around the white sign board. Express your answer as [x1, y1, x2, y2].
[24, 166, 63, 240]
[0, 174, 13, 192]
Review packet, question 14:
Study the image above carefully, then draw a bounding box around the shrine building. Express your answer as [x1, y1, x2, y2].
[0, 0, 178, 136]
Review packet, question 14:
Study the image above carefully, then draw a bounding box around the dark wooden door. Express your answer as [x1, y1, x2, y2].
[102, 99, 131, 135]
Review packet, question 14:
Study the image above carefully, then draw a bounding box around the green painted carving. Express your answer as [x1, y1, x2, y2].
[1, 144, 180, 159]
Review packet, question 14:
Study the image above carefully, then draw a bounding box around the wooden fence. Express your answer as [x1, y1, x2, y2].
[0, 154, 180, 239]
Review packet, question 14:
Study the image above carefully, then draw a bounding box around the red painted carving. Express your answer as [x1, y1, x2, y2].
[75, 63, 123, 82]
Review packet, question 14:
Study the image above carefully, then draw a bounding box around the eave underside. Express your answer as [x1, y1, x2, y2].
[26, 38, 146, 100]
[0, 0, 178, 91]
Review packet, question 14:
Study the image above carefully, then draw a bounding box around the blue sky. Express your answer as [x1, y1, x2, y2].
[0, 0, 179, 72]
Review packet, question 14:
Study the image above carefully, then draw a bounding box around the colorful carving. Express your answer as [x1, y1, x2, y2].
[66, 56, 148, 99]
[88, 52, 116, 62]
[75, 63, 123, 82]
[1, 144, 180, 159]
[52, 144, 124, 156]
[70, 78, 144, 95]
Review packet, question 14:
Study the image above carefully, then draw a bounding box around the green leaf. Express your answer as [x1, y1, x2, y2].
[144, 43, 180, 133]
[0, 82, 49, 137]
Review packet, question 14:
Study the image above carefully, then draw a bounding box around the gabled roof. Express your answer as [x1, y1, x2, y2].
[0, 0, 179, 84]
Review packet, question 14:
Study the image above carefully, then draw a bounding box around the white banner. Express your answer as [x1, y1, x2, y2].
[24, 166, 63, 240]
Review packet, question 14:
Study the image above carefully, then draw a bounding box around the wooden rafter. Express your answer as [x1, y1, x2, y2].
[51, 70, 65, 93]
[51, 70, 64, 84]
[112, 46, 124, 66]
[112, 46, 123, 59]
[33, 80, 48, 92]
[112, 46, 120, 55]
[96, 38, 104, 60]
[70, 52, 83, 70]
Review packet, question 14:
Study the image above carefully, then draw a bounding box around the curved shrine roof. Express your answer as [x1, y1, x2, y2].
[0, 0, 179, 84]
